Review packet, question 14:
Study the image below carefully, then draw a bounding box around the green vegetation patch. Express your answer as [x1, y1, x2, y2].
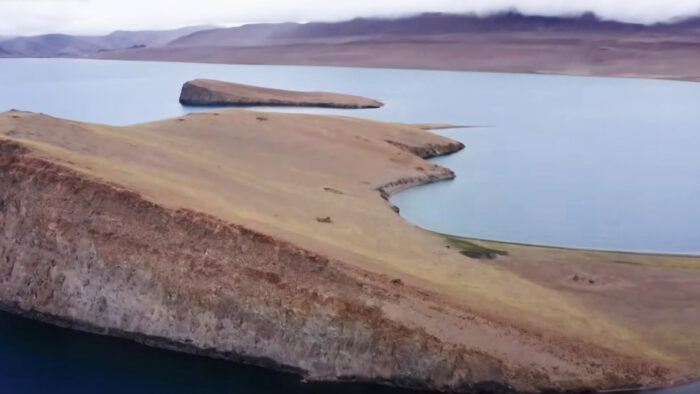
[610, 260, 644, 266]
[443, 235, 508, 259]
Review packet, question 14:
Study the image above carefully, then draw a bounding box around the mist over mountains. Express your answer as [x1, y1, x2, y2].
[2, 11, 700, 58]
[168, 11, 700, 47]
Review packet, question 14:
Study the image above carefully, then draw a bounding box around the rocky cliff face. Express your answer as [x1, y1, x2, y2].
[0, 141, 515, 393]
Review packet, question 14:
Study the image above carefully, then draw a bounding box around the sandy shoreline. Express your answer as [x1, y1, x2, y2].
[1, 109, 699, 393]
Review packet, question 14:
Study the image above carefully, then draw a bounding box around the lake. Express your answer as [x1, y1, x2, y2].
[1, 58, 699, 393]
[2, 58, 699, 254]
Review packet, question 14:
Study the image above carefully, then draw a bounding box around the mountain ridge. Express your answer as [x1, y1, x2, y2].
[0, 25, 214, 57]
[169, 11, 700, 47]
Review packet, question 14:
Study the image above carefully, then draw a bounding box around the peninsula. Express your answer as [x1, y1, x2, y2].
[179, 79, 384, 108]
[1, 108, 699, 393]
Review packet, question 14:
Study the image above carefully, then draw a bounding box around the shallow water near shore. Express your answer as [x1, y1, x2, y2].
[1, 58, 700, 393]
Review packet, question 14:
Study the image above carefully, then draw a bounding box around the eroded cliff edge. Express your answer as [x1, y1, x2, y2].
[179, 79, 384, 108]
[0, 110, 691, 393]
[0, 141, 495, 388]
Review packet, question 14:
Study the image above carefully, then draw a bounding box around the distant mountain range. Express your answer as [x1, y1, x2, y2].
[167, 12, 700, 48]
[0, 25, 212, 57]
[4, 12, 700, 59]
[4, 12, 700, 82]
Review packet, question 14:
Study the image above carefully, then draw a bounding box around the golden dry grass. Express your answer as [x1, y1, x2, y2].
[2, 109, 699, 378]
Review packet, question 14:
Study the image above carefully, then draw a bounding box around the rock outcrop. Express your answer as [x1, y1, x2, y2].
[179, 79, 383, 108]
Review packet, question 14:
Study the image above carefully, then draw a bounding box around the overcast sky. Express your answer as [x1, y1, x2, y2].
[1, 0, 699, 36]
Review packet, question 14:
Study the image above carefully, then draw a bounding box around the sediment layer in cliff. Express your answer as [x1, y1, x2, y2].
[179, 79, 384, 108]
[0, 110, 693, 393]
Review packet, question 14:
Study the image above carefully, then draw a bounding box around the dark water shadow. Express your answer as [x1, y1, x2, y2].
[0, 310, 437, 394]
[3, 309, 696, 394]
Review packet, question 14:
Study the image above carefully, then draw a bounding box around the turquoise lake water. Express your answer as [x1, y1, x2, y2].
[1, 58, 699, 393]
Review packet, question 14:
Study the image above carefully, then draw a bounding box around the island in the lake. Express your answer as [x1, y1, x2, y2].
[179, 79, 384, 108]
[1, 92, 699, 394]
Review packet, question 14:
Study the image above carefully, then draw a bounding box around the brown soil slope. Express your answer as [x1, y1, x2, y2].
[95, 13, 700, 82]
[99, 33, 700, 82]
[179, 79, 383, 108]
[0, 110, 698, 393]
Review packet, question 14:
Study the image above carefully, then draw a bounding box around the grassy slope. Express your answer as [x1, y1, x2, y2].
[445, 235, 700, 371]
[2, 109, 699, 386]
